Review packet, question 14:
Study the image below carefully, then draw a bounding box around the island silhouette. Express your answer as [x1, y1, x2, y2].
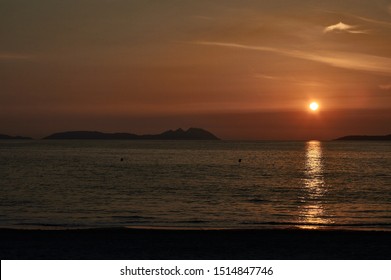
[335, 134, 391, 141]
[0, 133, 32, 140]
[43, 128, 220, 140]
[2, 130, 391, 141]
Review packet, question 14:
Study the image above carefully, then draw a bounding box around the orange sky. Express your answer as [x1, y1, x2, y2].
[1, 0, 391, 140]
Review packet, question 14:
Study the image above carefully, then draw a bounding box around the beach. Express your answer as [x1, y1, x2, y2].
[1, 228, 390, 260]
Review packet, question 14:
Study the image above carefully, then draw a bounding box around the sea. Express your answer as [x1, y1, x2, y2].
[1, 140, 390, 231]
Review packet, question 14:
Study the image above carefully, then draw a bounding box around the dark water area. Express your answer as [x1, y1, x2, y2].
[1, 140, 390, 231]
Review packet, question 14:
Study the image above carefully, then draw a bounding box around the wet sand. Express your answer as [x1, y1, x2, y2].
[1, 228, 390, 259]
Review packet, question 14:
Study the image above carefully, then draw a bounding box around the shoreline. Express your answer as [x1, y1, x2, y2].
[1, 227, 391, 260]
[2, 222, 391, 232]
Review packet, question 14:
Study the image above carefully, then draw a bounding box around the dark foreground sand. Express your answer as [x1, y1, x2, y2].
[1, 228, 390, 259]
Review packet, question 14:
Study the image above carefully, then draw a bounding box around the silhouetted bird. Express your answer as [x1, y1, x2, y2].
[120, 158, 124, 161]
[238, 159, 242, 163]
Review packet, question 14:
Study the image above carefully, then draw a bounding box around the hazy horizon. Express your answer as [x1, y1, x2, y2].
[1, 0, 391, 140]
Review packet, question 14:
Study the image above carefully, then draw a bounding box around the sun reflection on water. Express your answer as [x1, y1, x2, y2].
[299, 141, 332, 229]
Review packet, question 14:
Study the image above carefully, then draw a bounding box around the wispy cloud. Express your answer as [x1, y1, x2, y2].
[322, 10, 391, 28]
[323, 22, 368, 34]
[0, 53, 34, 60]
[355, 15, 391, 28]
[254, 74, 279, 80]
[195, 41, 391, 76]
[254, 73, 325, 87]
[379, 84, 391, 90]
[191, 15, 214, 21]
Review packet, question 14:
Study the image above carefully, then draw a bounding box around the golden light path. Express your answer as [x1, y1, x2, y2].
[299, 141, 332, 229]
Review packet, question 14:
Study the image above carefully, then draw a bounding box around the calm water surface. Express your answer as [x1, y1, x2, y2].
[1, 140, 390, 230]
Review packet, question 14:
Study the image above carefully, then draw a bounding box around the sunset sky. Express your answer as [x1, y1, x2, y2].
[1, 0, 391, 140]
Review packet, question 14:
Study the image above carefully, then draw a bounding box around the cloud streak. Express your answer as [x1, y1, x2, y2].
[254, 74, 280, 80]
[0, 53, 34, 60]
[195, 41, 391, 76]
[322, 10, 391, 28]
[379, 84, 391, 90]
[323, 22, 368, 34]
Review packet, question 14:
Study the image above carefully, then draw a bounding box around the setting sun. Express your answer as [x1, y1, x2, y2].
[309, 102, 319, 111]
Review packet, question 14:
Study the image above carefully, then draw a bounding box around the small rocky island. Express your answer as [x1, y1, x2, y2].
[335, 134, 391, 141]
[43, 128, 220, 140]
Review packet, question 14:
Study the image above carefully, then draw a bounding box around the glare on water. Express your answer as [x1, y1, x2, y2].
[299, 141, 333, 229]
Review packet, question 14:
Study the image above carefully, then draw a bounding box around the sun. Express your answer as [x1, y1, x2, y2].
[309, 102, 319, 111]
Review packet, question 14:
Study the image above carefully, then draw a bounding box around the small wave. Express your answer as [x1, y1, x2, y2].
[247, 199, 269, 203]
[240, 221, 391, 228]
[17, 222, 68, 227]
[375, 173, 390, 178]
[16, 222, 84, 228]
[117, 220, 150, 224]
[111, 215, 155, 220]
[176, 220, 211, 224]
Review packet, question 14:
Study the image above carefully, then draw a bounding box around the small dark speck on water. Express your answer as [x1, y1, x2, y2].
[120, 158, 124, 161]
[238, 159, 242, 163]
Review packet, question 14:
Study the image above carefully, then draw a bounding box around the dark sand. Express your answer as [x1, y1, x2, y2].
[1, 228, 390, 260]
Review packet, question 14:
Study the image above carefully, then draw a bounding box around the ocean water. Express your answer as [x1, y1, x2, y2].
[1, 140, 390, 231]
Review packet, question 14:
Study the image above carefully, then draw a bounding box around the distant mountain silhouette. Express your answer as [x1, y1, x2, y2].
[335, 134, 391, 141]
[0, 133, 32, 140]
[43, 128, 220, 140]
[44, 131, 138, 140]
